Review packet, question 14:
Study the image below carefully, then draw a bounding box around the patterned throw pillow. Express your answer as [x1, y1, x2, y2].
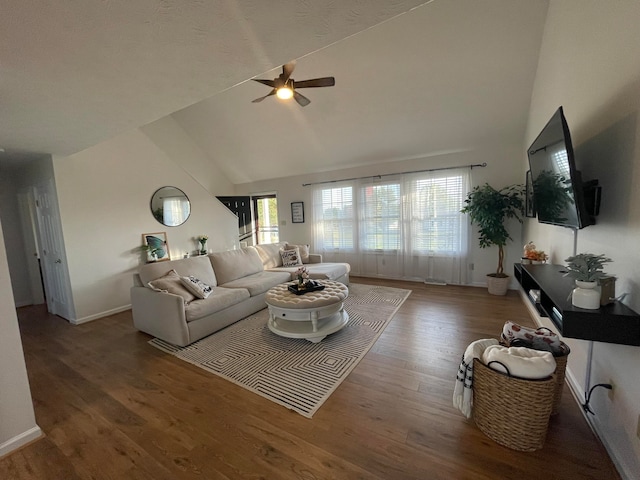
[180, 275, 213, 299]
[284, 243, 310, 263]
[280, 247, 302, 267]
[501, 321, 566, 355]
[147, 269, 196, 304]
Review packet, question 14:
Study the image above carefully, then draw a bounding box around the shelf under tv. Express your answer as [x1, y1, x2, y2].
[514, 263, 640, 347]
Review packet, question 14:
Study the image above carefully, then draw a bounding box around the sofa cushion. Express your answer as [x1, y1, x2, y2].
[284, 243, 310, 263]
[148, 269, 196, 304]
[265, 263, 350, 282]
[220, 270, 292, 297]
[180, 275, 214, 299]
[280, 247, 302, 267]
[139, 255, 217, 287]
[208, 247, 264, 285]
[254, 242, 287, 269]
[184, 287, 250, 322]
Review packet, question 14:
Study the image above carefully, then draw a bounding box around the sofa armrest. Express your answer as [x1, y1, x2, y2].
[307, 253, 323, 264]
[130, 286, 190, 346]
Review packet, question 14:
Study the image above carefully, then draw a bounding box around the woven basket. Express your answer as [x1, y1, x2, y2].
[500, 333, 570, 415]
[472, 358, 555, 451]
[550, 351, 568, 415]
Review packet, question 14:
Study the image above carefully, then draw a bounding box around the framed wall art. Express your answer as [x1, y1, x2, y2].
[142, 232, 171, 262]
[291, 202, 305, 223]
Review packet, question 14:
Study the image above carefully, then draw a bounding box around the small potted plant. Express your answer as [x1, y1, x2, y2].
[564, 253, 613, 309]
[461, 183, 524, 295]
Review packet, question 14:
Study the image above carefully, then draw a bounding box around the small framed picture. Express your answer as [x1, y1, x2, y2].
[142, 232, 171, 262]
[525, 170, 536, 218]
[291, 202, 305, 223]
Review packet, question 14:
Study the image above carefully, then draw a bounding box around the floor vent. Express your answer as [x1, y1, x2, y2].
[424, 278, 447, 285]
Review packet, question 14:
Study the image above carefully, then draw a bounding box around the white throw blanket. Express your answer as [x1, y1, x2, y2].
[453, 338, 499, 418]
[482, 345, 556, 379]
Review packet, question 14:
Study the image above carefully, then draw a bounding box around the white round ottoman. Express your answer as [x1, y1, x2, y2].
[265, 281, 349, 343]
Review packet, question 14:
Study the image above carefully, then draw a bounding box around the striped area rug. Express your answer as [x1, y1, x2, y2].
[149, 283, 410, 418]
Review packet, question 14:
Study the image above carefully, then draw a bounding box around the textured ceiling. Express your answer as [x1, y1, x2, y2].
[0, 0, 549, 183]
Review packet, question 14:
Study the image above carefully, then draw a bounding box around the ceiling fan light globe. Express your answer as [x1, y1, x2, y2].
[276, 87, 294, 100]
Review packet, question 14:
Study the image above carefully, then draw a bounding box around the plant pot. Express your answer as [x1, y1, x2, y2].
[487, 274, 510, 296]
[571, 280, 600, 309]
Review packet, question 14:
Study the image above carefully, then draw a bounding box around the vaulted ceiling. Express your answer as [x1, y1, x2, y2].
[0, 0, 549, 183]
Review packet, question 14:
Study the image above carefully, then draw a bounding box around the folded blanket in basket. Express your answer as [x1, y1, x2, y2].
[501, 321, 567, 356]
[482, 345, 556, 379]
[453, 338, 499, 418]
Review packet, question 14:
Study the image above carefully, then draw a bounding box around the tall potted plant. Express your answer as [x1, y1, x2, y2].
[461, 183, 524, 295]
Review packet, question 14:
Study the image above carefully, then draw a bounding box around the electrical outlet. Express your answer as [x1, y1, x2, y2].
[608, 379, 615, 401]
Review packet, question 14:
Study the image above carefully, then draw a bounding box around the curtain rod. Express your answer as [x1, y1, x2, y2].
[301, 162, 487, 187]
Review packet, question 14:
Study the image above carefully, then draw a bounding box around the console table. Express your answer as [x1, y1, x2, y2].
[514, 263, 640, 347]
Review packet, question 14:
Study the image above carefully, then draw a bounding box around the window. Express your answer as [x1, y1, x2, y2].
[313, 186, 353, 250]
[254, 195, 279, 244]
[312, 167, 470, 283]
[406, 173, 467, 255]
[360, 183, 401, 251]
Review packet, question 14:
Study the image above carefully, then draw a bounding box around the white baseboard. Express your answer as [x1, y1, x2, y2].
[0, 426, 43, 458]
[71, 304, 131, 325]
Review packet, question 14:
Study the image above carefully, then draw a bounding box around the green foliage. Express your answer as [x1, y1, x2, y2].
[564, 253, 613, 282]
[461, 183, 524, 275]
[533, 170, 574, 223]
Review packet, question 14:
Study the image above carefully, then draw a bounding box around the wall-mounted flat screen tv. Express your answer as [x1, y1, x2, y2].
[527, 106, 599, 229]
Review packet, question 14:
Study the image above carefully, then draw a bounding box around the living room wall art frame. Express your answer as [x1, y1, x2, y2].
[143, 232, 171, 262]
[291, 202, 305, 223]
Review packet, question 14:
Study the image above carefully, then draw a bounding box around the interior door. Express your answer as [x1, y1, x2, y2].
[17, 190, 45, 305]
[34, 180, 74, 320]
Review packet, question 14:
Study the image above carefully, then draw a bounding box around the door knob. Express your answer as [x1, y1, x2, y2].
[55, 259, 62, 264]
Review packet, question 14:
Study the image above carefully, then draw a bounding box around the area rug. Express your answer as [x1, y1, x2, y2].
[149, 283, 410, 418]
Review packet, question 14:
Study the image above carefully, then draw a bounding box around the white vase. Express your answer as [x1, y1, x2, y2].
[572, 280, 601, 309]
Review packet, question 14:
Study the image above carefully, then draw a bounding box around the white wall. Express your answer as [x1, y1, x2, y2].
[523, 1, 640, 477]
[0, 166, 32, 307]
[0, 218, 42, 457]
[53, 126, 238, 322]
[235, 144, 526, 287]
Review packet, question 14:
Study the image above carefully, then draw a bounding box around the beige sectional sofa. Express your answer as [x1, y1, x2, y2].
[131, 243, 350, 346]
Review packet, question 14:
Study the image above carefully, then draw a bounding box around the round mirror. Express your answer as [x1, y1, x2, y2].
[150, 186, 191, 227]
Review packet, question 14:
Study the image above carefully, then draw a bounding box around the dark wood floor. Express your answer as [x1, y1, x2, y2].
[1, 277, 620, 479]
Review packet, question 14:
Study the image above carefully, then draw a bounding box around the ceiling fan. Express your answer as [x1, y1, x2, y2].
[251, 62, 335, 107]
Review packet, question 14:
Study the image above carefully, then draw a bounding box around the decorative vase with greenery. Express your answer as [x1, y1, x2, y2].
[197, 235, 208, 255]
[564, 253, 613, 309]
[461, 183, 524, 295]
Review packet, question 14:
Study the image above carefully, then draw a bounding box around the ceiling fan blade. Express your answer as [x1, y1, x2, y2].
[294, 91, 311, 107]
[294, 77, 335, 89]
[252, 78, 276, 88]
[252, 89, 276, 103]
[282, 62, 296, 83]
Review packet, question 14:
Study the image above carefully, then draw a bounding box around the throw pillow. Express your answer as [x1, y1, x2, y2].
[501, 321, 566, 355]
[284, 243, 310, 263]
[148, 269, 196, 304]
[280, 247, 302, 267]
[180, 275, 213, 299]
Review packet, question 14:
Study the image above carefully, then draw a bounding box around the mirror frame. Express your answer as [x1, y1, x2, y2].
[150, 186, 191, 227]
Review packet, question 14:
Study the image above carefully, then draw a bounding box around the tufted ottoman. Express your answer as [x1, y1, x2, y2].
[265, 281, 349, 343]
